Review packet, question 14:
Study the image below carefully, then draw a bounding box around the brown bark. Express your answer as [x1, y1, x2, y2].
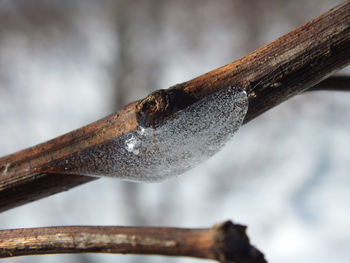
[0, 1, 349, 212]
[0, 221, 266, 263]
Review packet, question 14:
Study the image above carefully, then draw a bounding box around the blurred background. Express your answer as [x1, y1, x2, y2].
[0, 0, 349, 262]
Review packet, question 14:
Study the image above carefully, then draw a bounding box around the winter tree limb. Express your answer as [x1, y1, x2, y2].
[0, 1, 349, 212]
[0, 221, 266, 263]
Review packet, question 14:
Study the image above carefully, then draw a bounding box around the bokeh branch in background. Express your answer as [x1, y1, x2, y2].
[0, 221, 266, 263]
[0, 1, 349, 213]
[308, 75, 350, 91]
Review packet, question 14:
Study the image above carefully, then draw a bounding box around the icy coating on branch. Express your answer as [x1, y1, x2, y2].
[61, 87, 248, 182]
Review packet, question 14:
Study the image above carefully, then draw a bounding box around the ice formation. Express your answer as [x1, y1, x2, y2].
[62, 86, 248, 182]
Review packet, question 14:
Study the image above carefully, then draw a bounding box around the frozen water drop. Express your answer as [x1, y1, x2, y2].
[59, 86, 248, 182]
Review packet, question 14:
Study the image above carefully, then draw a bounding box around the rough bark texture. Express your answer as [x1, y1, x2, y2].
[0, 221, 266, 263]
[0, 1, 349, 212]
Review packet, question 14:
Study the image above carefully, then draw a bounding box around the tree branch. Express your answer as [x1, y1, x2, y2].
[0, 221, 266, 263]
[0, 1, 349, 212]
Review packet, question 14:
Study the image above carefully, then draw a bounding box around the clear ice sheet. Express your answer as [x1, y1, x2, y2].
[64, 86, 248, 182]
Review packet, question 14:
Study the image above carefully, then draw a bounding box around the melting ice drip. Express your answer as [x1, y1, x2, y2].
[64, 86, 248, 182]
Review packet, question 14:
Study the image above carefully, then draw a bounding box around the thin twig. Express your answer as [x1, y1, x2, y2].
[0, 1, 350, 212]
[0, 221, 266, 263]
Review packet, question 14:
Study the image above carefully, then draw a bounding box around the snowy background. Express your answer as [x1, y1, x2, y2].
[0, 1, 349, 262]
